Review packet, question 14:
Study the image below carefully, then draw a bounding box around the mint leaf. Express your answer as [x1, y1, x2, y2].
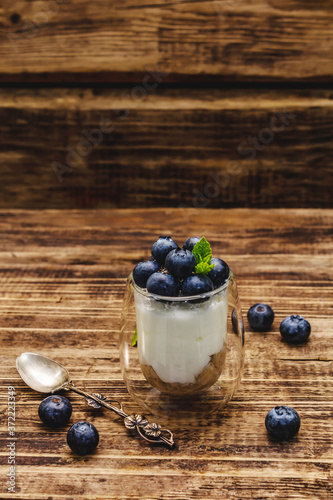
[192, 237, 212, 265]
[192, 238, 215, 276]
[195, 261, 214, 276]
[132, 328, 137, 347]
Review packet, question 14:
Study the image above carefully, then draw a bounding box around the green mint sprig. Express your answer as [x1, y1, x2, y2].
[132, 328, 137, 347]
[192, 237, 214, 276]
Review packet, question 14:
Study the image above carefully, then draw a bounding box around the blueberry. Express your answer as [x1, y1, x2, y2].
[247, 303, 274, 332]
[165, 249, 196, 279]
[67, 421, 99, 455]
[151, 236, 178, 265]
[182, 275, 214, 296]
[265, 406, 300, 441]
[207, 258, 229, 288]
[38, 395, 72, 428]
[147, 272, 180, 297]
[280, 315, 311, 344]
[183, 236, 201, 252]
[133, 259, 160, 288]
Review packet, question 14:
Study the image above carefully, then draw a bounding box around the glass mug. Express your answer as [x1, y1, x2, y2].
[119, 270, 245, 421]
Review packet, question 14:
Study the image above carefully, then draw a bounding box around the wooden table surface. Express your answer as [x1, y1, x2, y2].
[1, 208, 332, 500]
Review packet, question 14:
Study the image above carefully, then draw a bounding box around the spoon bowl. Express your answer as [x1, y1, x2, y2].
[16, 352, 70, 393]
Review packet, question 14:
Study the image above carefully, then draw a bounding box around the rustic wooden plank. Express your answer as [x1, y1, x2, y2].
[0, 89, 332, 209]
[1, 379, 333, 464]
[0, 209, 332, 499]
[0, 0, 332, 81]
[0, 469, 331, 500]
[2, 330, 333, 382]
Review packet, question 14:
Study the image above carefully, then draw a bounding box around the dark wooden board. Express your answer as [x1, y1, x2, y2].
[0, 0, 333, 82]
[0, 88, 332, 209]
[0, 208, 332, 499]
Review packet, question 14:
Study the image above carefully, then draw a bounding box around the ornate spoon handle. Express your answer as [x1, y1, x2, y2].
[62, 381, 174, 448]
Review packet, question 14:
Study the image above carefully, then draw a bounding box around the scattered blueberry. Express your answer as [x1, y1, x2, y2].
[181, 275, 214, 296]
[67, 421, 99, 455]
[165, 248, 196, 279]
[38, 395, 72, 428]
[280, 315, 311, 344]
[207, 258, 229, 288]
[133, 259, 160, 288]
[265, 406, 301, 441]
[183, 236, 201, 252]
[151, 236, 178, 265]
[247, 303, 275, 332]
[147, 272, 180, 297]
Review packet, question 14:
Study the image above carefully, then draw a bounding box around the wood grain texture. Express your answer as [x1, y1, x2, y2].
[0, 208, 332, 499]
[0, 0, 333, 82]
[1, 88, 332, 209]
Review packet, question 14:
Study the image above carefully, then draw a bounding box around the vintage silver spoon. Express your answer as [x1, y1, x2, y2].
[16, 352, 174, 448]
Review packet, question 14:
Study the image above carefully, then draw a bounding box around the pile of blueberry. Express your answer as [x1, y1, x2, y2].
[133, 236, 229, 297]
[247, 303, 311, 440]
[38, 395, 99, 455]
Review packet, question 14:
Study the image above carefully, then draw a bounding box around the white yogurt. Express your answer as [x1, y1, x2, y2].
[134, 286, 228, 384]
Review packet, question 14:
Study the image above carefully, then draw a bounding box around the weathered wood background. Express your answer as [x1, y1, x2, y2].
[0, 0, 332, 208]
[0, 209, 332, 499]
[1, 88, 332, 209]
[1, 0, 333, 82]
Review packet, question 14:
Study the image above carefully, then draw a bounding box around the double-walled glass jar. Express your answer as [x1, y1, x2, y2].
[119, 270, 244, 421]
